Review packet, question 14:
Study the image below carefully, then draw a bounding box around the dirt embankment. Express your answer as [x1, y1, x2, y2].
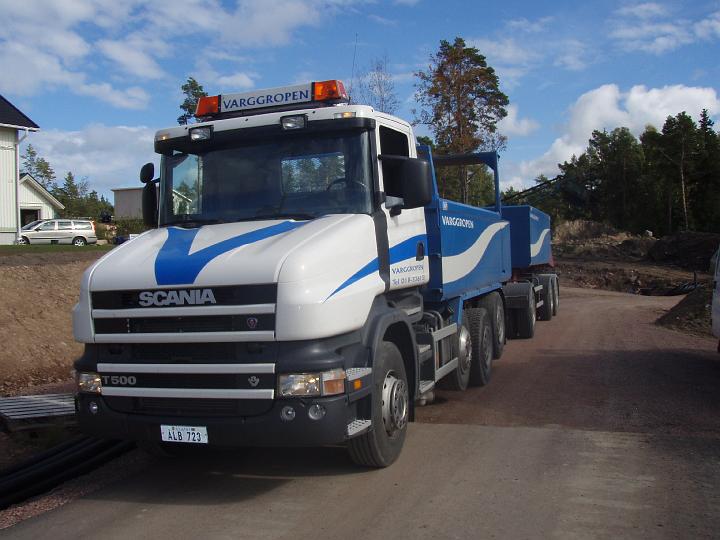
[553, 221, 717, 337]
[0, 252, 103, 394]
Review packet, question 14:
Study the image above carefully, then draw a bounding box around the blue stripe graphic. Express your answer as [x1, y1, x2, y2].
[155, 221, 303, 285]
[327, 234, 426, 299]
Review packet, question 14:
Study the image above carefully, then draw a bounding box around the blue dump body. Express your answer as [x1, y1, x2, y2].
[419, 147, 511, 303]
[500, 205, 553, 269]
[417, 147, 552, 304]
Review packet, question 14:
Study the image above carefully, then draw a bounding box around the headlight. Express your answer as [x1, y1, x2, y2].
[278, 368, 346, 397]
[76, 372, 102, 394]
[189, 126, 212, 141]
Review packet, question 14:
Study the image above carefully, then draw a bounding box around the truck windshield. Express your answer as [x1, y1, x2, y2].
[159, 131, 373, 225]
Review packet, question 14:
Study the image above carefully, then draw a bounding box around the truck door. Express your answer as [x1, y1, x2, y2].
[713, 245, 720, 338]
[377, 123, 429, 291]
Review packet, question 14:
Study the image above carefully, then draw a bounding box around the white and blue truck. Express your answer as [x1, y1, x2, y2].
[73, 80, 558, 467]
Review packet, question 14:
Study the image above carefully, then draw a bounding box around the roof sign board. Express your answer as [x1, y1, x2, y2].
[220, 84, 312, 114]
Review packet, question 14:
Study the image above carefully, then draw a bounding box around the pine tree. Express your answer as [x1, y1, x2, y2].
[178, 77, 208, 125]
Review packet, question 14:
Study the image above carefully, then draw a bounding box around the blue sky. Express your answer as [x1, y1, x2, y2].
[2, 0, 719, 197]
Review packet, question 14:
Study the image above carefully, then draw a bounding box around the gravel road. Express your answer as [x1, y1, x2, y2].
[3, 287, 720, 539]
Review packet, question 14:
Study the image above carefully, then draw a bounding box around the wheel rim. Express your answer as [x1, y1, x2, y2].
[458, 324, 472, 374]
[530, 293, 536, 325]
[496, 302, 505, 344]
[381, 371, 408, 436]
[482, 325, 493, 370]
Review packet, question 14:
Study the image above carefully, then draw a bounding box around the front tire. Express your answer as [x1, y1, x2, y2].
[17, 236, 29, 245]
[552, 276, 560, 316]
[467, 307, 494, 386]
[348, 341, 408, 468]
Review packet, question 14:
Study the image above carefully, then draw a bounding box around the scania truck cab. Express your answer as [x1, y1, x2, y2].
[73, 80, 557, 467]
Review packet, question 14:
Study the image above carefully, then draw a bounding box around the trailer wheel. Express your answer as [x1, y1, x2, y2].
[348, 341, 408, 468]
[467, 307, 493, 386]
[480, 292, 505, 359]
[438, 319, 472, 391]
[552, 276, 559, 316]
[537, 275, 554, 321]
[516, 288, 536, 339]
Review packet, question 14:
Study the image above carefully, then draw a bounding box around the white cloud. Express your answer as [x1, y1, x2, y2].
[97, 39, 166, 80]
[499, 104, 539, 137]
[27, 124, 159, 196]
[506, 16, 554, 33]
[610, 20, 694, 54]
[610, 4, 720, 54]
[616, 2, 667, 19]
[695, 11, 720, 40]
[507, 84, 720, 186]
[553, 40, 588, 71]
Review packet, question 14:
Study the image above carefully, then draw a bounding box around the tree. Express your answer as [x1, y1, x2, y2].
[178, 77, 208, 125]
[356, 54, 400, 114]
[659, 112, 698, 231]
[415, 37, 509, 203]
[21, 144, 56, 189]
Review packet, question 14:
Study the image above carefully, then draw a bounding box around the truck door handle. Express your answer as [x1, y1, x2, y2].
[416, 242, 425, 261]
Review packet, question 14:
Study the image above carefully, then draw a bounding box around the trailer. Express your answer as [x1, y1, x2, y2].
[72, 79, 558, 467]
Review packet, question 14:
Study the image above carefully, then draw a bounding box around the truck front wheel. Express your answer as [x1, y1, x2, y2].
[348, 341, 408, 468]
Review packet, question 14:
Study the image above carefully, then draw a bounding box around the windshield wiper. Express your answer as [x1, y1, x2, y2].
[250, 213, 316, 221]
[164, 218, 226, 228]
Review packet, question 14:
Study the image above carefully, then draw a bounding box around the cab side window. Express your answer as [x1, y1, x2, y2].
[379, 126, 409, 198]
[39, 221, 56, 231]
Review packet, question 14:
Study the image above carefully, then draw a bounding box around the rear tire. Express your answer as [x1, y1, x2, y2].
[467, 307, 493, 386]
[438, 319, 472, 391]
[72, 236, 87, 247]
[537, 275, 554, 321]
[552, 276, 559, 316]
[348, 341, 408, 468]
[516, 287, 536, 339]
[480, 292, 505, 359]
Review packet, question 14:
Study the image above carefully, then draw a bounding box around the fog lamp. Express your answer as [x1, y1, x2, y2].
[89, 401, 99, 414]
[77, 372, 102, 394]
[308, 404, 326, 421]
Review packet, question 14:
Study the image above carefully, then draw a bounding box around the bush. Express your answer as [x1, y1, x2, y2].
[114, 219, 148, 237]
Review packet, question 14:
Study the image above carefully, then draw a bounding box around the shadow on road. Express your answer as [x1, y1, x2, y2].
[87, 445, 366, 506]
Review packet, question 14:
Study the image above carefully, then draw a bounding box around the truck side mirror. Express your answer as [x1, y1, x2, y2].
[140, 162, 154, 184]
[400, 158, 433, 209]
[142, 181, 158, 228]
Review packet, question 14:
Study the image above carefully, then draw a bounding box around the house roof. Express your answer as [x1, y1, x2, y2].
[19, 173, 65, 210]
[0, 95, 39, 130]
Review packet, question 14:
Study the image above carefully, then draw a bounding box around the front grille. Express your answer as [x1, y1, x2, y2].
[104, 396, 273, 417]
[94, 314, 275, 334]
[92, 284, 277, 309]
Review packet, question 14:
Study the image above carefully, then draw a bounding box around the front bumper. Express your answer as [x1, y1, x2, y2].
[76, 393, 359, 447]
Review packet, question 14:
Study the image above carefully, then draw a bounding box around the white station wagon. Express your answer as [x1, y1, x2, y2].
[19, 219, 98, 246]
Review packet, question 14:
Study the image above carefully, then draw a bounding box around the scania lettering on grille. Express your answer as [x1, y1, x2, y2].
[138, 289, 217, 307]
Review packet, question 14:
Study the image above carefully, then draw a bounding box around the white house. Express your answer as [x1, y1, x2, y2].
[0, 94, 48, 244]
[18, 172, 65, 224]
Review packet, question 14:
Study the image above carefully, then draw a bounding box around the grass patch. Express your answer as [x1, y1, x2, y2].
[0, 244, 114, 254]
